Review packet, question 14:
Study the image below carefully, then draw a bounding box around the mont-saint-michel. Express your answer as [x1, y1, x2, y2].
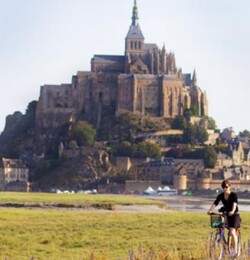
[35, 0, 207, 154]
[1, 1, 250, 193]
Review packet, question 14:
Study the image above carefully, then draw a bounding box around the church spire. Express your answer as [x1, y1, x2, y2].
[125, 0, 144, 60]
[192, 69, 197, 86]
[126, 0, 144, 41]
[132, 0, 139, 26]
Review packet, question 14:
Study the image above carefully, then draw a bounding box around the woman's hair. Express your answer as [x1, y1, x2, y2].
[221, 179, 231, 188]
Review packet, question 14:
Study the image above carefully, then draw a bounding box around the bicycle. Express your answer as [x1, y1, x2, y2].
[209, 212, 241, 259]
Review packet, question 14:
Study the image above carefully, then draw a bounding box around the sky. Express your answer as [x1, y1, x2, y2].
[0, 0, 250, 134]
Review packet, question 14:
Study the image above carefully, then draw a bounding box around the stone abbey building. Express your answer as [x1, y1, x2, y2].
[36, 0, 208, 153]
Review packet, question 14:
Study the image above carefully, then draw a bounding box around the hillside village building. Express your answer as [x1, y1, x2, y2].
[0, 158, 29, 191]
[143, 157, 205, 184]
[35, 0, 208, 154]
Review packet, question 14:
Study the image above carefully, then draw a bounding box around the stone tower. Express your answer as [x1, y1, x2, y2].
[125, 0, 145, 73]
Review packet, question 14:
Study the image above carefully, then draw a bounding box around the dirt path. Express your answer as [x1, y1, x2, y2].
[115, 204, 169, 213]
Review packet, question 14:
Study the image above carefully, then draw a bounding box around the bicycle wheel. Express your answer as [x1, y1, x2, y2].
[209, 231, 223, 260]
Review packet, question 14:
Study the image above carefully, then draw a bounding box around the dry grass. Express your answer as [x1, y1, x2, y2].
[0, 193, 249, 259]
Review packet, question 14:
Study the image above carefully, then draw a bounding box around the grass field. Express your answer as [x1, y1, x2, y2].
[0, 193, 249, 259]
[0, 192, 166, 209]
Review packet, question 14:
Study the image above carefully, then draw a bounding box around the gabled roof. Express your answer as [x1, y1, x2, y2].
[92, 55, 125, 63]
[126, 24, 144, 39]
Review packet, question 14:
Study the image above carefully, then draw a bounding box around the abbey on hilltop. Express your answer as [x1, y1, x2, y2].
[35, 0, 208, 152]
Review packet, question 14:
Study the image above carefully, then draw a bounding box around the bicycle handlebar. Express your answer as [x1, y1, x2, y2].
[208, 211, 238, 217]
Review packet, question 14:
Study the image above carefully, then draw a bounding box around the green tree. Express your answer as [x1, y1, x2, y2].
[12, 101, 37, 136]
[183, 124, 208, 145]
[183, 124, 196, 145]
[117, 141, 132, 156]
[0, 101, 38, 158]
[202, 146, 217, 168]
[144, 118, 156, 130]
[183, 109, 192, 122]
[131, 143, 138, 157]
[239, 129, 250, 138]
[25, 101, 37, 120]
[68, 140, 78, 149]
[171, 116, 187, 129]
[137, 141, 161, 159]
[115, 112, 140, 141]
[215, 143, 231, 156]
[201, 116, 217, 130]
[195, 125, 208, 144]
[145, 142, 161, 158]
[207, 117, 217, 130]
[190, 105, 199, 116]
[137, 142, 146, 158]
[165, 148, 183, 158]
[70, 121, 96, 146]
[19, 100, 37, 133]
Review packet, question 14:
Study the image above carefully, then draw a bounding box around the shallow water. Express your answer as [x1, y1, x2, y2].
[144, 195, 250, 212]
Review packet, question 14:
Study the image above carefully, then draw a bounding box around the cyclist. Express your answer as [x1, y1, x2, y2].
[207, 179, 241, 256]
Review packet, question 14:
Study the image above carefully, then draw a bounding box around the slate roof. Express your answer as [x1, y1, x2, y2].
[147, 158, 174, 167]
[144, 43, 158, 51]
[92, 55, 125, 63]
[126, 24, 144, 39]
[182, 73, 192, 86]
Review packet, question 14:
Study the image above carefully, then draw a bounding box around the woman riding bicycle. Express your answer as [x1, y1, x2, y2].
[207, 180, 241, 255]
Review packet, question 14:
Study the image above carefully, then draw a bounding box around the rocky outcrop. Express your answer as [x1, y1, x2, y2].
[34, 148, 118, 191]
